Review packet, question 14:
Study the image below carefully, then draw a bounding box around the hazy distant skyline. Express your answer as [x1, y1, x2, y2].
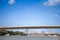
[0, 0, 60, 26]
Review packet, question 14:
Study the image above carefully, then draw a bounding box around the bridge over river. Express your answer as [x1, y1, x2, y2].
[0, 26, 60, 29]
[0, 26, 60, 40]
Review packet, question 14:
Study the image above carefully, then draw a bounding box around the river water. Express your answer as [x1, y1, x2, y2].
[0, 36, 60, 40]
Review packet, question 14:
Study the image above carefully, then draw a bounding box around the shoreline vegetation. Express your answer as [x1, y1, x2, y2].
[0, 29, 27, 36]
[0, 29, 60, 36]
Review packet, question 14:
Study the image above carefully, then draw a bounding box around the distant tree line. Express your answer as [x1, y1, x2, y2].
[0, 29, 27, 36]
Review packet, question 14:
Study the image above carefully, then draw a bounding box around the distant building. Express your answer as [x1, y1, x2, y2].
[28, 32, 45, 36]
[27, 31, 60, 36]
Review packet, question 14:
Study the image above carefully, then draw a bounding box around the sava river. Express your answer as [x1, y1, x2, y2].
[0, 36, 60, 40]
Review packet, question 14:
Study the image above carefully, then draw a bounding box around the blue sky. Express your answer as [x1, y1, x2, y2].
[0, 0, 60, 32]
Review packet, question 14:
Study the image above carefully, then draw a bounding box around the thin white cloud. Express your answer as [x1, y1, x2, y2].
[55, 10, 60, 17]
[50, 13, 60, 18]
[54, 14, 60, 17]
[8, 0, 15, 5]
[43, 0, 60, 6]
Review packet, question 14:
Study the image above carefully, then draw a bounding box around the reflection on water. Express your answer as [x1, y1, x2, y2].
[0, 36, 60, 40]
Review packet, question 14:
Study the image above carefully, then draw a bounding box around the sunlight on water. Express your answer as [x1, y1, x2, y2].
[0, 36, 60, 40]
